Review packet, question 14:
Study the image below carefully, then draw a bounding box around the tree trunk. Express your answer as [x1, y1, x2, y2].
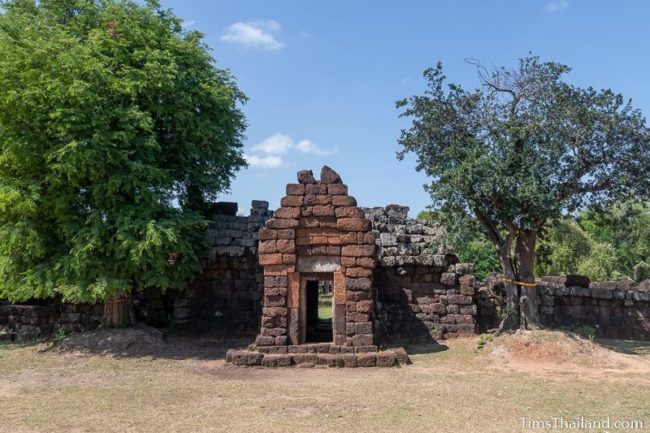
[497, 242, 520, 331]
[515, 230, 542, 330]
[103, 295, 134, 328]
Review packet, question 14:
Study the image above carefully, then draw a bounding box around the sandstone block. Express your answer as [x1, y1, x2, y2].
[276, 239, 295, 253]
[356, 353, 377, 367]
[286, 183, 305, 195]
[347, 290, 371, 301]
[280, 196, 303, 207]
[332, 195, 357, 206]
[320, 165, 342, 184]
[345, 277, 372, 290]
[263, 307, 287, 317]
[258, 240, 277, 255]
[376, 352, 397, 367]
[356, 257, 375, 268]
[264, 295, 286, 308]
[327, 184, 348, 195]
[255, 335, 275, 346]
[266, 219, 299, 229]
[351, 333, 374, 346]
[342, 354, 357, 367]
[440, 272, 458, 286]
[335, 207, 364, 218]
[356, 300, 372, 313]
[337, 218, 370, 232]
[305, 184, 327, 194]
[347, 312, 370, 322]
[340, 232, 358, 244]
[259, 253, 283, 265]
[274, 207, 301, 219]
[258, 228, 277, 240]
[312, 205, 335, 217]
[277, 229, 295, 239]
[346, 267, 372, 278]
[392, 347, 412, 365]
[342, 245, 376, 257]
[355, 321, 373, 334]
[297, 170, 315, 184]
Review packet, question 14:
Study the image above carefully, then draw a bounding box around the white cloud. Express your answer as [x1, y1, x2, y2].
[252, 133, 335, 156]
[220, 20, 284, 50]
[245, 133, 336, 169]
[295, 139, 333, 156]
[244, 153, 285, 169]
[544, 0, 569, 13]
[251, 133, 293, 154]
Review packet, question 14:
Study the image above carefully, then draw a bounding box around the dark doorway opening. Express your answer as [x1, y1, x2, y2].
[305, 276, 333, 343]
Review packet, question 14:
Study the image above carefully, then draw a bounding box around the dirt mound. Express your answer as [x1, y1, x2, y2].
[482, 330, 650, 383]
[54, 326, 165, 356]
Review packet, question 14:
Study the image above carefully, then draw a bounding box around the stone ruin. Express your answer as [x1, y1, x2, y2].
[226, 166, 479, 367]
[2, 165, 646, 359]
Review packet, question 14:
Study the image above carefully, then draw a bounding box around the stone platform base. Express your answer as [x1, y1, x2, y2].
[226, 343, 411, 368]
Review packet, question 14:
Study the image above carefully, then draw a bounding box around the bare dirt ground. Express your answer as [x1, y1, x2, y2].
[0, 330, 648, 433]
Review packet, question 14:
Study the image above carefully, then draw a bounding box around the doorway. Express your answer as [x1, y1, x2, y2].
[302, 274, 333, 343]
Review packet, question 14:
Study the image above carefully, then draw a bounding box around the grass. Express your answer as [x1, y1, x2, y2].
[318, 303, 332, 320]
[0, 336, 649, 433]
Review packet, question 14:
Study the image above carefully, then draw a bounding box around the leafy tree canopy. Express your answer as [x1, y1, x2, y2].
[0, 0, 247, 302]
[398, 55, 650, 328]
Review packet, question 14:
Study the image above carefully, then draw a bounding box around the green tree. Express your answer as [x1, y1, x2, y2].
[0, 0, 246, 325]
[535, 219, 616, 281]
[397, 56, 650, 329]
[579, 203, 650, 280]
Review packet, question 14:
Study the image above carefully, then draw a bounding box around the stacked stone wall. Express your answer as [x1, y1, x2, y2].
[0, 301, 102, 342]
[133, 200, 272, 334]
[476, 275, 650, 339]
[365, 205, 479, 342]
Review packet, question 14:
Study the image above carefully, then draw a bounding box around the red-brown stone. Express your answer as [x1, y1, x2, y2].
[337, 218, 370, 231]
[266, 218, 299, 229]
[286, 184, 305, 195]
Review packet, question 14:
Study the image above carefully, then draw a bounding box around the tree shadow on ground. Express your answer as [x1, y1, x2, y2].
[40, 326, 254, 361]
[592, 338, 650, 356]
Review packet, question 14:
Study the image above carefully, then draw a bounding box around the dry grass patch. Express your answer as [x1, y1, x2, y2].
[0, 331, 648, 433]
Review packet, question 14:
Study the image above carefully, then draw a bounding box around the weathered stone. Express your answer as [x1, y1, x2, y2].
[274, 207, 301, 219]
[345, 277, 372, 290]
[280, 196, 303, 207]
[440, 272, 458, 286]
[376, 352, 397, 367]
[297, 170, 316, 184]
[332, 195, 357, 206]
[327, 184, 348, 195]
[356, 353, 377, 367]
[337, 218, 370, 232]
[341, 245, 375, 257]
[320, 165, 342, 184]
[266, 219, 299, 229]
[392, 347, 412, 365]
[286, 184, 305, 195]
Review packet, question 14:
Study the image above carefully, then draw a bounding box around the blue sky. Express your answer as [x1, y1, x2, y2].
[161, 0, 650, 217]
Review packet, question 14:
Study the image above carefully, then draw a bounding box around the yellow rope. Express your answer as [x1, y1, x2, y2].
[502, 277, 537, 287]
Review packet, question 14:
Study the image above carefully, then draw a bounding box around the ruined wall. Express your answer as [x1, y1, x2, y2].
[1, 201, 271, 342]
[0, 301, 102, 342]
[476, 275, 650, 339]
[134, 200, 272, 335]
[366, 205, 479, 342]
